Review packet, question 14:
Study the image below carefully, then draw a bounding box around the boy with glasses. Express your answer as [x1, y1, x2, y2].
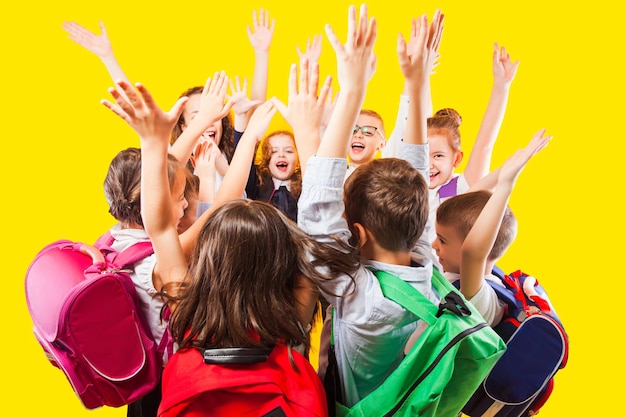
[345, 109, 386, 180]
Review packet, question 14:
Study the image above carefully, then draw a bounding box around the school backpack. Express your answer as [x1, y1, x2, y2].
[458, 267, 569, 417]
[158, 343, 328, 417]
[324, 267, 507, 417]
[24, 232, 166, 409]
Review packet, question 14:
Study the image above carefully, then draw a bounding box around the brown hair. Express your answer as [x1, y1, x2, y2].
[170, 86, 235, 163]
[343, 158, 429, 251]
[427, 108, 462, 151]
[256, 131, 302, 199]
[436, 190, 518, 261]
[169, 200, 358, 352]
[104, 148, 183, 228]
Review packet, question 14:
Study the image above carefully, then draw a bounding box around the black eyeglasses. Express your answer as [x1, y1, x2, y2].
[353, 125, 382, 137]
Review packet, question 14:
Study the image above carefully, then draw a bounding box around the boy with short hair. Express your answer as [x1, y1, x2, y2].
[295, 6, 444, 406]
[432, 129, 553, 326]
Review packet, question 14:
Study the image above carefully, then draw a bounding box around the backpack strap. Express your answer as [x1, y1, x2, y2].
[113, 242, 155, 269]
[437, 176, 459, 199]
[94, 231, 154, 270]
[373, 268, 471, 326]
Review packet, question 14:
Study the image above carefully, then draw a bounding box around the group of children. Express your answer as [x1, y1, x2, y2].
[65, 4, 552, 417]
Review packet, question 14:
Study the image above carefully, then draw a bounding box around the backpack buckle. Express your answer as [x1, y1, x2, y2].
[436, 291, 471, 318]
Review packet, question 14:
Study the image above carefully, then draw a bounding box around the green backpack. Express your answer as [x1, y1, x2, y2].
[326, 268, 506, 417]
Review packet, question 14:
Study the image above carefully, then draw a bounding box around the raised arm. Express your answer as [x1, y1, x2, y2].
[460, 128, 552, 299]
[169, 72, 233, 165]
[463, 43, 520, 186]
[400, 10, 444, 148]
[63, 21, 130, 85]
[101, 80, 189, 294]
[247, 8, 275, 103]
[273, 58, 332, 175]
[318, 4, 377, 158]
[178, 101, 277, 257]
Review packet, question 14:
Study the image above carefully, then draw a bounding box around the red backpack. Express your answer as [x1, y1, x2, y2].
[158, 343, 328, 417]
[24, 232, 167, 409]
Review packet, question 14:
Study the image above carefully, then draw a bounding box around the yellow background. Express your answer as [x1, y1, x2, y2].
[3, 1, 622, 415]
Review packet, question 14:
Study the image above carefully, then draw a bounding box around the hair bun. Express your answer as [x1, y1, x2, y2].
[434, 108, 462, 127]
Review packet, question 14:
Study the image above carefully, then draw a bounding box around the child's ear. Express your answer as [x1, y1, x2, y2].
[453, 151, 464, 168]
[352, 222, 369, 248]
[378, 137, 386, 150]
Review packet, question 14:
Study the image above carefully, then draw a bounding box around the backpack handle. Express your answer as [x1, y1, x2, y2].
[76, 243, 106, 266]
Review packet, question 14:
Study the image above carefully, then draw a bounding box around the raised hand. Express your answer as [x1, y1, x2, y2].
[273, 59, 332, 171]
[229, 76, 262, 116]
[274, 59, 332, 132]
[194, 71, 234, 129]
[317, 4, 377, 159]
[296, 35, 323, 65]
[101, 80, 186, 145]
[325, 4, 377, 94]
[493, 43, 519, 87]
[398, 10, 444, 88]
[498, 128, 553, 186]
[63, 20, 129, 85]
[63, 21, 113, 59]
[247, 8, 275, 54]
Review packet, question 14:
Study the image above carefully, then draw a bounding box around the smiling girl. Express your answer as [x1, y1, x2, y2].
[253, 130, 301, 222]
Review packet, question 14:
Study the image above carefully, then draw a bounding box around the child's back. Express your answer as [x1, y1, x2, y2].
[299, 156, 438, 405]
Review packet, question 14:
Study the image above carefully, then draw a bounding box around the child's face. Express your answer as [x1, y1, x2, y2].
[171, 170, 189, 230]
[268, 134, 298, 181]
[428, 134, 462, 189]
[349, 114, 385, 167]
[432, 221, 463, 273]
[182, 93, 224, 146]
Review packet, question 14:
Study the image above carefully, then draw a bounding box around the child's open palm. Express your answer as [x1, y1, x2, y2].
[102, 80, 187, 145]
[498, 128, 552, 186]
[247, 8, 275, 53]
[493, 43, 520, 86]
[229, 76, 262, 116]
[194, 71, 234, 128]
[398, 10, 444, 87]
[63, 21, 113, 59]
[325, 4, 377, 93]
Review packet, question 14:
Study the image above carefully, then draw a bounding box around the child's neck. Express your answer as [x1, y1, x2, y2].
[361, 242, 412, 267]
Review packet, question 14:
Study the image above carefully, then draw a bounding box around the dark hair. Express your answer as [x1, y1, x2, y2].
[170, 86, 235, 163]
[436, 190, 518, 261]
[256, 131, 302, 199]
[343, 158, 429, 251]
[103, 148, 183, 227]
[427, 108, 462, 151]
[169, 200, 358, 352]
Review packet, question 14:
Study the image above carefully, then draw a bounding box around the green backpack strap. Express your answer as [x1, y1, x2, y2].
[330, 268, 471, 341]
[373, 268, 472, 326]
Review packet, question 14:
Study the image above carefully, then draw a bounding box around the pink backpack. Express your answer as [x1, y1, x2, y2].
[24, 232, 166, 409]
